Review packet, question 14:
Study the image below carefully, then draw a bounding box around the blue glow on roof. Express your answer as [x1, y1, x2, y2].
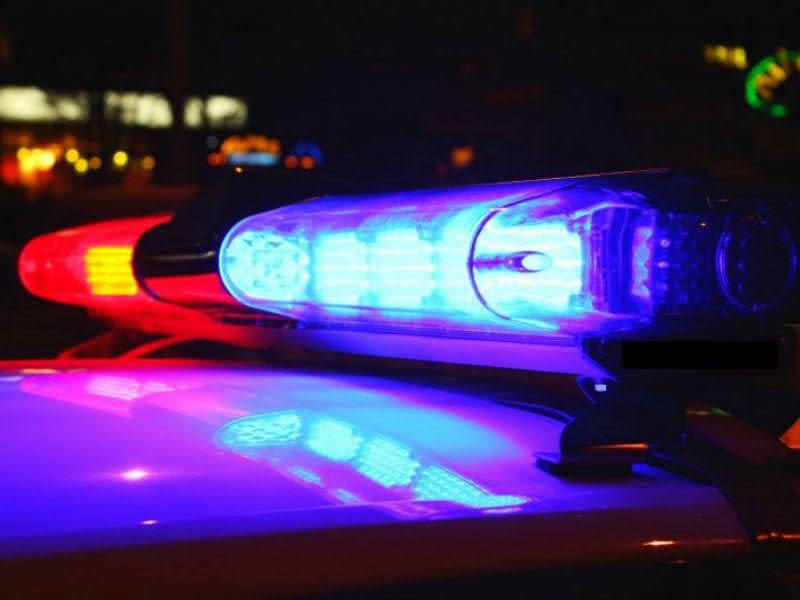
[356, 437, 420, 488]
[287, 466, 322, 484]
[304, 417, 363, 462]
[413, 465, 528, 509]
[216, 410, 529, 511]
[216, 412, 303, 448]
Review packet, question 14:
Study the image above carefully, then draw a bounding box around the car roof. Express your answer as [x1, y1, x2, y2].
[0, 360, 749, 596]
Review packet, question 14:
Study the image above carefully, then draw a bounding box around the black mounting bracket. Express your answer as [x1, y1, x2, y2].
[536, 377, 688, 474]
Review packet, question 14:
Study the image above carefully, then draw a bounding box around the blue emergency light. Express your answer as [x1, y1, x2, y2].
[218, 173, 799, 344]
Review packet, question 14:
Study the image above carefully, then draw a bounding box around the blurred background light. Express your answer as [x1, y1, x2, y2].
[0, 86, 90, 122]
[74, 157, 89, 174]
[112, 150, 129, 169]
[104, 91, 173, 128]
[703, 44, 748, 70]
[450, 145, 475, 170]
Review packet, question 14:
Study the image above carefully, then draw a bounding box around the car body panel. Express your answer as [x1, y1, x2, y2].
[0, 360, 749, 595]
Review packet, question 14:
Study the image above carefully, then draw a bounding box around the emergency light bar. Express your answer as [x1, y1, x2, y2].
[15, 170, 800, 475]
[219, 175, 800, 341]
[17, 215, 233, 340]
[18, 216, 170, 308]
[16, 171, 800, 377]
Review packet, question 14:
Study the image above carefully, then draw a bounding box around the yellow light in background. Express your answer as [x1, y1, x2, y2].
[17, 147, 57, 172]
[104, 91, 173, 128]
[0, 87, 247, 129]
[74, 158, 89, 174]
[112, 150, 129, 168]
[83, 246, 138, 296]
[65, 148, 80, 163]
[0, 86, 90, 123]
[183, 96, 204, 128]
[205, 95, 248, 129]
[732, 47, 747, 69]
[703, 44, 748, 70]
[141, 155, 155, 170]
[37, 150, 56, 170]
[18, 154, 36, 174]
[88, 156, 102, 170]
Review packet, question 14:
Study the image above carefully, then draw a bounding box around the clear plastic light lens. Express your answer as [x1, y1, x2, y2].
[219, 177, 799, 337]
[220, 182, 655, 336]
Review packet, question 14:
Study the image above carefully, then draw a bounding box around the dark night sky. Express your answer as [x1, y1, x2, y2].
[5, 1, 798, 107]
[3, 1, 800, 182]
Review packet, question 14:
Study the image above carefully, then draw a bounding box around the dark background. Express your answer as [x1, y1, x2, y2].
[2, 0, 800, 355]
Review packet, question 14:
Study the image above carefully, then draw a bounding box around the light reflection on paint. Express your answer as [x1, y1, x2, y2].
[287, 466, 322, 484]
[217, 411, 302, 447]
[120, 468, 150, 482]
[16, 366, 543, 520]
[86, 375, 173, 401]
[0, 364, 747, 562]
[357, 437, 420, 488]
[21, 371, 246, 423]
[643, 539, 676, 547]
[332, 488, 364, 505]
[304, 417, 363, 462]
[413, 465, 527, 509]
[216, 411, 528, 513]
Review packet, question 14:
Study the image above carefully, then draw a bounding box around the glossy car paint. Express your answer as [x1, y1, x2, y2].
[0, 361, 749, 596]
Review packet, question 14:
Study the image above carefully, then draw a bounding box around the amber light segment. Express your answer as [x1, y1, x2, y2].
[780, 418, 800, 450]
[84, 246, 138, 296]
[18, 215, 168, 306]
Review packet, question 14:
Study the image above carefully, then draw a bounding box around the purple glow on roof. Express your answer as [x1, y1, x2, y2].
[0, 362, 748, 564]
[120, 468, 150, 482]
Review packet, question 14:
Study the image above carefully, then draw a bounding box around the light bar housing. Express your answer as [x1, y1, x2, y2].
[19, 216, 170, 308]
[219, 172, 800, 344]
[17, 215, 237, 340]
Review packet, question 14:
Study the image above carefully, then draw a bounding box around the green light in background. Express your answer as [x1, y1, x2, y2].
[745, 50, 800, 119]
